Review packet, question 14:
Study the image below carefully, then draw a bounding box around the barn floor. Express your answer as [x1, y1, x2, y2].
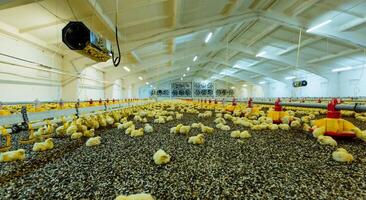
[1, 113, 366, 199]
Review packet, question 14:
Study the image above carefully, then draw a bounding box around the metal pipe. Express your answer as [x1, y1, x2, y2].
[250, 101, 366, 112]
[1, 101, 153, 133]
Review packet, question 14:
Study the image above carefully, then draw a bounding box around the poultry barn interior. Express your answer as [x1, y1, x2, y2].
[1, 0, 366, 199]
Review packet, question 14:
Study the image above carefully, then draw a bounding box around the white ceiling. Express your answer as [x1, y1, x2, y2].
[1, 0, 366, 88]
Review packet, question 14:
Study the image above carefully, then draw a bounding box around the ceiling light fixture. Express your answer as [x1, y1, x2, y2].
[285, 76, 296, 80]
[259, 81, 266, 84]
[138, 76, 143, 80]
[332, 66, 352, 72]
[256, 51, 266, 57]
[231, 86, 235, 89]
[123, 66, 130, 72]
[183, 74, 186, 77]
[306, 20, 332, 32]
[193, 56, 198, 62]
[243, 84, 247, 87]
[205, 32, 213, 43]
[145, 82, 149, 85]
[180, 77, 183, 81]
[187, 67, 190, 71]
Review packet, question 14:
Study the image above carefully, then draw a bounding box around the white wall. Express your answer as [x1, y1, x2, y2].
[77, 67, 105, 101]
[0, 33, 63, 102]
[337, 68, 366, 97]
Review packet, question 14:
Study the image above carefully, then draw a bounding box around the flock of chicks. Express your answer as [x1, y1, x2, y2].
[1, 100, 366, 199]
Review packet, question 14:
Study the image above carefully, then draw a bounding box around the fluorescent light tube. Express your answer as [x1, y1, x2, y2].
[256, 51, 266, 57]
[306, 20, 332, 32]
[205, 32, 213, 43]
[332, 66, 352, 72]
[285, 76, 296, 80]
[123, 66, 130, 72]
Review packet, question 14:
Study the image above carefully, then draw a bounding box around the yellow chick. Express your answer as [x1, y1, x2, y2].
[224, 114, 233, 120]
[144, 124, 153, 133]
[290, 120, 301, 128]
[279, 124, 290, 131]
[332, 148, 353, 163]
[55, 125, 66, 136]
[214, 117, 226, 124]
[170, 127, 177, 134]
[166, 116, 173, 121]
[201, 125, 214, 134]
[179, 125, 191, 135]
[281, 116, 290, 125]
[83, 129, 95, 138]
[269, 124, 279, 130]
[86, 136, 101, 147]
[176, 113, 183, 119]
[313, 126, 325, 138]
[66, 123, 77, 136]
[0, 149, 26, 162]
[153, 149, 171, 165]
[303, 123, 311, 132]
[106, 115, 115, 125]
[71, 132, 83, 140]
[134, 115, 142, 122]
[230, 130, 241, 138]
[33, 138, 54, 152]
[188, 134, 205, 145]
[115, 193, 154, 200]
[122, 121, 134, 129]
[220, 125, 230, 131]
[131, 128, 144, 137]
[317, 135, 337, 147]
[239, 131, 251, 139]
[125, 125, 136, 135]
[191, 123, 202, 129]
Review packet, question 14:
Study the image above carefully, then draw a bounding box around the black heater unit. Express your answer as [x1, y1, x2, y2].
[62, 21, 113, 62]
[293, 80, 308, 88]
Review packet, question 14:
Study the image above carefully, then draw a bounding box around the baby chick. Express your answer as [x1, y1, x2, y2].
[188, 134, 205, 145]
[131, 128, 144, 137]
[0, 149, 25, 162]
[115, 193, 154, 200]
[86, 136, 101, 147]
[332, 148, 353, 163]
[279, 124, 290, 131]
[144, 124, 153, 133]
[71, 132, 83, 140]
[313, 126, 325, 138]
[153, 149, 171, 165]
[317, 135, 337, 147]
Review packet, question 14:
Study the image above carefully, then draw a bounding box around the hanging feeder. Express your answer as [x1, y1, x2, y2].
[310, 99, 357, 138]
[267, 98, 290, 124]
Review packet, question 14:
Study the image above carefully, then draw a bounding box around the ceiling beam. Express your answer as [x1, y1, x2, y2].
[307, 48, 362, 64]
[284, 0, 320, 17]
[19, 18, 72, 33]
[0, 0, 35, 10]
[221, 0, 240, 16]
[0, 20, 63, 56]
[247, 24, 280, 47]
[121, 16, 169, 29]
[259, 10, 366, 48]
[121, 11, 258, 52]
[85, 0, 122, 39]
[339, 17, 366, 32]
[278, 36, 323, 55]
